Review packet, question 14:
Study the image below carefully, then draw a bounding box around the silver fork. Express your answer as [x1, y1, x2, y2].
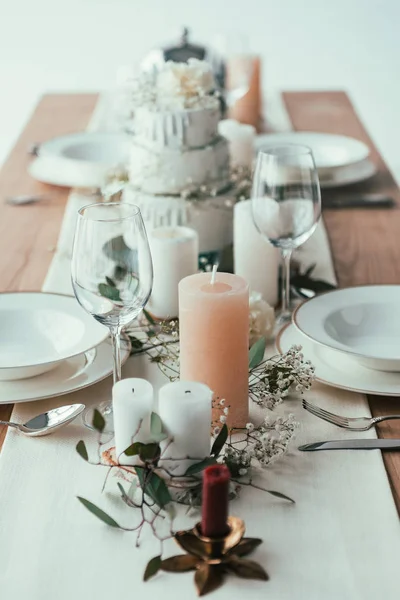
[302, 398, 400, 431]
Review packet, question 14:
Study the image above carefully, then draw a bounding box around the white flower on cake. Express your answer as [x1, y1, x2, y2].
[249, 291, 275, 346]
[156, 59, 216, 109]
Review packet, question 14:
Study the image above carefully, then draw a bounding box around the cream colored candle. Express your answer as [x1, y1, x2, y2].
[158, 381, 212, 476]
[179, 272, 249, 428]
[147, 226, 198, 319]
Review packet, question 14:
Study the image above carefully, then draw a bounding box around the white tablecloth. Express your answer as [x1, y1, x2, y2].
[0, 94, 399, 600]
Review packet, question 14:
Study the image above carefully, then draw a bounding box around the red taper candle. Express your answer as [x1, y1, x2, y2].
[201, 464, 230, 538]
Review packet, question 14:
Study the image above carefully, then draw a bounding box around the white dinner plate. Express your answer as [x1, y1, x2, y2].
[0, 292, 108, 380]
[317, 158, 376, 189]
[293, 286, 400, 372]
[255, 132, 370, 169]
[29, 132, 130, 189]
[0, 338, 130, 404]
[276, 323, 400, 396]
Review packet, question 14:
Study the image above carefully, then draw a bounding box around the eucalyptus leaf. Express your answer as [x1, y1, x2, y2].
[143, 555, 162, 582]
[105, 276, 116, 287]
[77, 497, 120, 528]
[143, 308, 156, 325]
[135, 467, 172, 508]
[76, 440, 88, 461]
[150, 412, 168, 442]
[184, 457, 217, 476]
[129, 336, 144, 352]
[138, 443, 160, 463]
[98, 283, 121, 302]
[92, 409, 106, 433]
[124, 441, 144, 456]
[266, 490, 295, 503]
[248, 337, 266, 369]
[211, 423, 228, 457]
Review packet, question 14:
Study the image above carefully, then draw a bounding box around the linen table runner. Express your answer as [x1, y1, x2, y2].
[0, 94, 399, 600]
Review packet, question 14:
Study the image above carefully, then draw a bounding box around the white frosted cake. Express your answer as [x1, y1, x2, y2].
[126, 59, 233, 252]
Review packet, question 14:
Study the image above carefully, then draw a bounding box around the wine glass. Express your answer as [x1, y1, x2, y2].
[251, 145, 321, 326]
[71, 202, 153, 431]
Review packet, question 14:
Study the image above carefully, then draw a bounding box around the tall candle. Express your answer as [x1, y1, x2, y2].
[158, 381, 212, 476]
[228, 55, 262, 131]
[234, 200, 279, 307]
[147, 226, 198, 319]
[201, 464, 230, 538]
[113, 378, 154, 466]
[218, 119, 255, 170]
[179, 272, 249, 428]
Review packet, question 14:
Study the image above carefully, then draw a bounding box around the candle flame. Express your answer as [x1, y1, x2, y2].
[210, 264, 218, 285]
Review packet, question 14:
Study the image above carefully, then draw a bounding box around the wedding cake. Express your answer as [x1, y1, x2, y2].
[125, 59, 233, 254]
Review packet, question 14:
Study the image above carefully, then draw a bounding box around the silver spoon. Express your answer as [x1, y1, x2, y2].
[5, 195, 46, 206]
[0, 404, 85, 437]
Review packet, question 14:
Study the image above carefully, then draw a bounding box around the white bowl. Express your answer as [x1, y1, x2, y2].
[293, 285, 400, 372]
[29, 132, 130, 189]
[0, 292, 108, 380]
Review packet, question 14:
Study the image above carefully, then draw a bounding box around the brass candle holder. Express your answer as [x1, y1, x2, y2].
[159, 516, 268, 596]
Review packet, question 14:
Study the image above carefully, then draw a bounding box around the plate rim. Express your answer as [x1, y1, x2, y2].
[0, 336, 131, 404]
[255, 131, 370, 169]
[276, 322, 400, 397]
[39, 131, 130, 166]
[0, 291, 109, 370]
[292, 284, 400, 363]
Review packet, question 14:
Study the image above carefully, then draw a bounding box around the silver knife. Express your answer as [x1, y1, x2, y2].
[299, 439, 400, 451]
[323, 194, 395, 210]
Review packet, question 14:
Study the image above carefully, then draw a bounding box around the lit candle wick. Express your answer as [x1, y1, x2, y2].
[210, 264, 218, 285]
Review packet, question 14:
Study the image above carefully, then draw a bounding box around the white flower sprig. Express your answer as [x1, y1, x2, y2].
[223, 413, 298, 476]
[249, 345, 315, 410]
[249, 291, 275, 346]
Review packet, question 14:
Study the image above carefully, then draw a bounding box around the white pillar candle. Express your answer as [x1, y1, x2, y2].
[158, 381, 212, 476]
[234, 199, 279, 307]
[218, 118, 255, 169]
[113, 378, 154, 466]
[147, 226, 199, 319]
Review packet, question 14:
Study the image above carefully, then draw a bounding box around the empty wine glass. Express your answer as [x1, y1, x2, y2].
[252, 145, 321, 326]
[71, 202, 153, 431]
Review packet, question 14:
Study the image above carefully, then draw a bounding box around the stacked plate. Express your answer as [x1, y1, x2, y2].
[277, 286, 400, 396]
[0, 292, 130, 404]
[255, 132, 376, 188]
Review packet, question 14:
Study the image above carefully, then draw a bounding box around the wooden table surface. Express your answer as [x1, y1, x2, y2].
[1, 91, 399, 512]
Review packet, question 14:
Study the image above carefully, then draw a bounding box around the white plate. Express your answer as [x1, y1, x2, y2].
[29, 132, 130, 189]
[277, 323, 400, 396]
[255, 132, 370, 169]
[0, 338, 130, 404]
[293, 286, 400, 372]
[318, 158, 376, 189]
[0, 293, 108, 380]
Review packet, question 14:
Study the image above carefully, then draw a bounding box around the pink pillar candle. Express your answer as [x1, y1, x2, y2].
[179, 272, 249, 428]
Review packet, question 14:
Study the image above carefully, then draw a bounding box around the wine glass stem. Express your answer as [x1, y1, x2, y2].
[281, 249, 293, 316]
[110, 326, 122, 384]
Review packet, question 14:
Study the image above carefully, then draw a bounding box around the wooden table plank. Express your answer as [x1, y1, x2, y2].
[0, 93, 97, 441]
[284, 90, 400, 514]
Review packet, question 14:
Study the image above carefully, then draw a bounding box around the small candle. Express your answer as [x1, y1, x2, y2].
[234, 200, 279, 307]
[147, 226, 199, 319]
[201, 464, 231, 538]
[218, 119, 255, 170]
[158, 381, 212, 476]
[113, 378, 154, 465]
[179, 272, 249, 428]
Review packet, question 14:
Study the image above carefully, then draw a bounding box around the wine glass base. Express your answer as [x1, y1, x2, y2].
[83, 403, 114, 434]
[274, 310, 292, 334]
